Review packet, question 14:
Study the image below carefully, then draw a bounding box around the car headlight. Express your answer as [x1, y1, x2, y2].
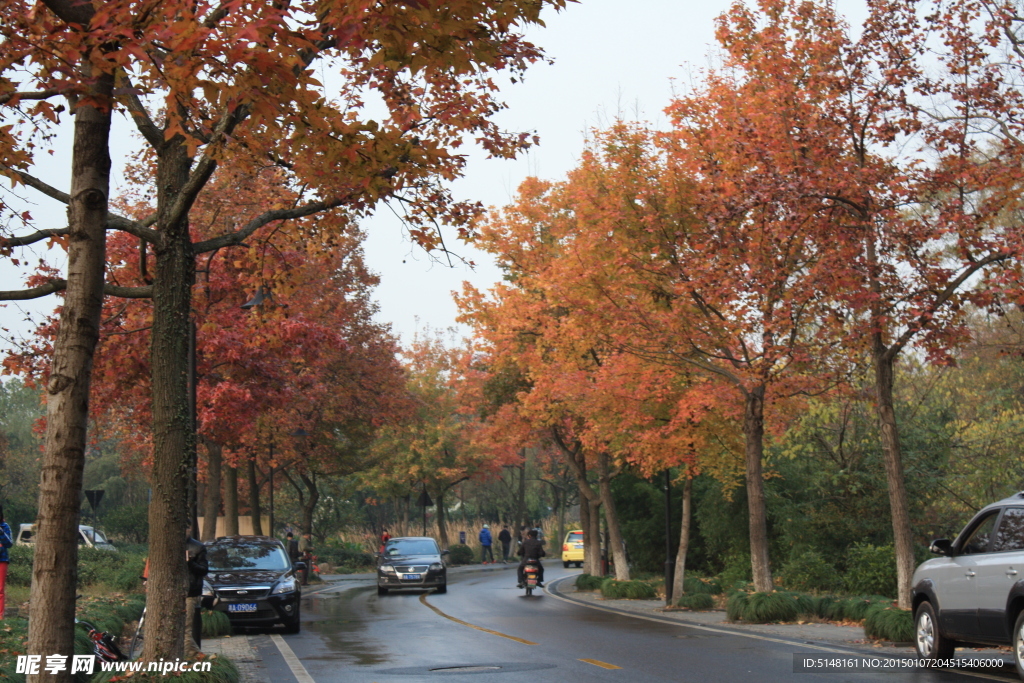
[202, 580, 214, 597]
[272, 577, 297, 595]
[429, 563, 443, 571]
[380, 565, 396, 574]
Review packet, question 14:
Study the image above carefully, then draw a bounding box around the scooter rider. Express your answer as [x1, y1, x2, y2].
[516, 528, 546, 588]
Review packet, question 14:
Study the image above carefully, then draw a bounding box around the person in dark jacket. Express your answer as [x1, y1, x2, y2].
[497, 525, 513, 563]
[0, 507, 12, 618]
[286, 532, 300, 564]
[479, 524, 494, 564]
[516, 529, 546, 587]
[186, 531, 208, 647]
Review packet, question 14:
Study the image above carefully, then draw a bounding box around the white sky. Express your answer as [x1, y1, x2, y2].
[0, 0, 867, 348]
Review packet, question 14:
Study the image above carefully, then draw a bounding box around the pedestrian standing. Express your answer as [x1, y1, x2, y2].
[379, 528, 391, 554]
[298, 531, 314, 584]
[497, 525, 512, 563]
[185, 527, 208, 650]
[479, 524, 494, 564]
[0, 507, 11, 618]
[286, 532, 300, 564]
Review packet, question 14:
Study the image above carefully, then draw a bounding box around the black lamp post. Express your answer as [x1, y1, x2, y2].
[664, 469, 674, 605]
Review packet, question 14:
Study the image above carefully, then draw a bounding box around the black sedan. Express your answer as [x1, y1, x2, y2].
[377, 537, 448, 595]
[203, 536, 303, 633]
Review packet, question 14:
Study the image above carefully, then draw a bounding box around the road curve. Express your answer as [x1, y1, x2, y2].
[243, 564, 1014, 682]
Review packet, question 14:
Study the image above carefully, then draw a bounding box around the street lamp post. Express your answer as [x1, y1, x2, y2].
[664, 469, 674, 606]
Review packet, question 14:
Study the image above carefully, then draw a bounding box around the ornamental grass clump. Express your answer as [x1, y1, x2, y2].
[726, 591, 749, 621]
[202, 609, 233, 637]
[600, 578, 657, 599]
[836, 596, 891, 622]
[863, 605, 914, 642]
[741, 591, 800, 623]
[575, 574, 604, 591]
[676, 593, 715, 610]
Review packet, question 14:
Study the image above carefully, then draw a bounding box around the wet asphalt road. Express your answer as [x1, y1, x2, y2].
[244, 565, 1018, 682]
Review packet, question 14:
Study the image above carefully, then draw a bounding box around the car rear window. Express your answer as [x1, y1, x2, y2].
[208, 544, 290, 571]
[567, 532, 583, 543]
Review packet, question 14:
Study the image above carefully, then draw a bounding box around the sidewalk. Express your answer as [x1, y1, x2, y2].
[547, 578, 901, 651]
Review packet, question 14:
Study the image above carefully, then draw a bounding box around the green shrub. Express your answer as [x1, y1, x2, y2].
[810, 595, 839, 619]
[726, 592, 749, 621]
[781, 550, 837, 593]
[742, 591, 800, 623]
[863, 605, 914, 642]
[316, 541, 374, 569]
[833, 596, 891, 622]
[576, 574, 604, 591]
[103, 503, 150, 544]
[600, 579, 657, 600]
[843, 544, 897, 598]
[202, 610, 233, 637]
[677, 593, 714, 610]
[446, 544, 475, 565]
[7, 545, 33, 587]
[777, 591, 815, 616]
[720, 553, 752, 590]
[683, 575, 722, 595]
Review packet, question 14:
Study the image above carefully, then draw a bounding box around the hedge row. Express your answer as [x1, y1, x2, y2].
[6, 546, 146, 593]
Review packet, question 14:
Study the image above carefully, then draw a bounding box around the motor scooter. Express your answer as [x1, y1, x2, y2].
[522, 559, 542, 596]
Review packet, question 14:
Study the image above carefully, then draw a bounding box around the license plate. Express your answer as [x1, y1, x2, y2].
[228, 603, 257, 613]
[402, 574, 421, 581]
[574, 544, 583, 548]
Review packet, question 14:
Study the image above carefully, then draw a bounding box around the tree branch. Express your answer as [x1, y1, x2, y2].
[0, 279, 152, 301]
[193, 196, 352, 253]
[1, 227, 70, 248]
[116, 71, 164, 149]
[0, 89, 63, 106]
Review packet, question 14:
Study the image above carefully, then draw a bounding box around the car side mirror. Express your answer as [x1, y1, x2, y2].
[441, 549, 450, 556]
[294, 561, 307, 571]
[930, 539, 953, 556]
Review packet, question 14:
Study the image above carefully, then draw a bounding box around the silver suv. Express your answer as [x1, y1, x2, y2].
[912, 492, 1024, 676]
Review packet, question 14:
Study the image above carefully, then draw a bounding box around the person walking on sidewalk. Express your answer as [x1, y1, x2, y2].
[298, 532, 314, 584]
[479, 524, 494, 564]
[0, 507, 11, 618]
[497, 525, 512, 563]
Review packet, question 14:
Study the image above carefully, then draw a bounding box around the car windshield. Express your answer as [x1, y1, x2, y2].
[384, 539, 439, 556]
[567, 532, 583, 543]
[208, 544, 290, 571]
[82, 528, 109, 544]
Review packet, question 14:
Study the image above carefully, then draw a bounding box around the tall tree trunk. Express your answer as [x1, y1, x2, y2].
[401, 494, 410, 537]
[248, 458, 263, 535]
[554, 486, 565, 563]
[223, 465, 238, 535]
[516, 458, 527, 533]
[874, 342, 915, 608]
[743, 385, 773, 592]
[586, 498, 602, 576]
[145, 139, 195, 662]
[436, 488, 448, 547]
[201, 440, 222, 541]
[597, 452, 630, 581]
[299, 471, 319, 535]
[27, 65, 112, 683]
[672, 473, 693, 602]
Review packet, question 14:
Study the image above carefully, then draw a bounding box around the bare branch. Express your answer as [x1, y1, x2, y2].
[0, 89, 63, 106]
[1, 227, 70, 248]
[193, 196, 352, 253]
[0, 279, 153, 301]
[117, 71, 164, 149]
[2, 166, 70, 204]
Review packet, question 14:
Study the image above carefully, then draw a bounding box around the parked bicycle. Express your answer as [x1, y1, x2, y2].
[75, 618, 127, 663]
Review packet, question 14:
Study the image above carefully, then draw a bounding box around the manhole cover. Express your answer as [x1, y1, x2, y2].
[430, 666, 502, 672]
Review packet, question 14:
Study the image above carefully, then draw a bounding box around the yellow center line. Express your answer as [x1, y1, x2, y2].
[580, 658, 622, 670]
[419, 593, 538, 645]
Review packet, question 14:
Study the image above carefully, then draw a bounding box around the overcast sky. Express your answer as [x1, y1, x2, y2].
[0, 0, 867, 349]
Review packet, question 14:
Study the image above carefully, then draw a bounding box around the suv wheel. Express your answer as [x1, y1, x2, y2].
[1013, 611, 1024, 678]
[915, 602, 954, 660]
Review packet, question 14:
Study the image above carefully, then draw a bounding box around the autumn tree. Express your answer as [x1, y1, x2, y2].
[1, 0, 568, 667]
[365, 332, 506, 550]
